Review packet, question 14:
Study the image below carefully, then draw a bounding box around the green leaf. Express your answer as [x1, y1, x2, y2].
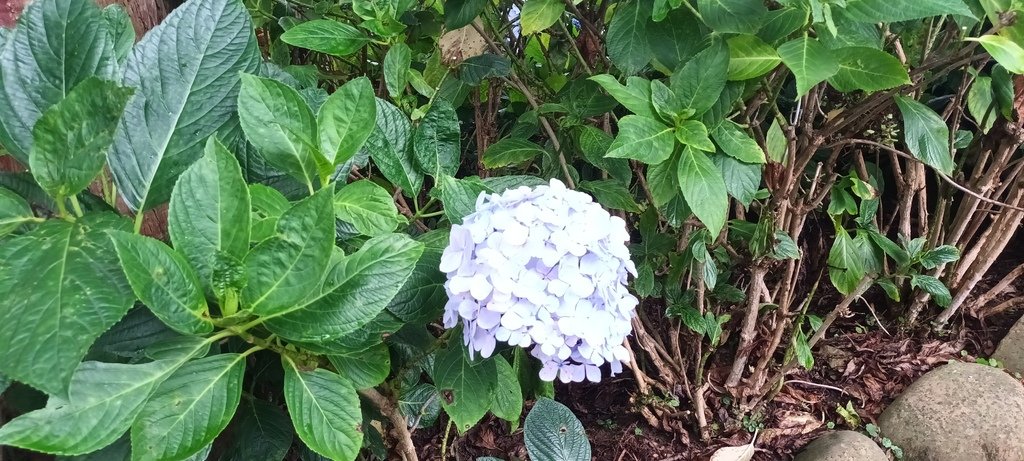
[828, 47, 910, 92]
[413, 100, 461, 178]
[243, 186, 335, 315]
[588, 75, 655, 118]
[894, 96, 954, 175]
[29, 78, 132, 199]
[648, 7, 703, 71]
[384, 43, 412, 98]
[919, 245, 960, 269]
[698, 0, 767, 34]
[168, 137, 251, 295]
[283, 362, 363, 461]
[328, 342, 390, 389]
[0, 356, 194, 455]
[483, 138, 547, 168]
[433, 341, 497, 432]
[102, 4, 135, 64]
[828, 227, 865, 295]
[0, 187, 34, 238]
[727, 34, 781, 81]
[280, 19, 370, 57]
[520, 0, 565, 35]
[580, 180, 641, 213]
[221, 400, 293, 461]
[0, 0, 116, 164]
[109, 231, 212, 336]
[490, 355, 523, 428]
[968, 35, 1024, 74]
[765, 119, 787, 163]
[249, 184, 290, 242]
[523, 398, 591, 461]
[757, 8, 806, 45]
[0, 215, 134, 395]
[842, 0, 975, 23]
[606, 0, 653, 74]
[438, 175, 491, 224]
[817, 10, 881, 49]
[367, 98, 424, 196]
[713, 120, 766, 163]
[713, 154, 761, 207]
[262, 233, 424, 342]
[334, 180, 402, 236]
[670, 41, 730, 116]
[460, 54, 512, 85]
[646, 154, 680, 208]
[387, 231, 449, 323]
[318, 77, 377, 166]
[444, 0, 488, 29]
[993, 65, 1015, 118]
[238, 73, 321, 189]
[778, 36, 839, 96]
[794, 329, 814, 370]
[968, 75, 997, 134]
[911, 274, 952, 307]
[131, 354, 246, 461]
[399, 383, 442, 429]
[678, 147, 728, 236]
[576, 126, 632, 184]
[606, 115, 675, 164]
[108, 0, 260, 211]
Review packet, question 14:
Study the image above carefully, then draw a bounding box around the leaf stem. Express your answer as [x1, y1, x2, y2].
[133, 209, 145, 234]
[68, 195, 84, 218]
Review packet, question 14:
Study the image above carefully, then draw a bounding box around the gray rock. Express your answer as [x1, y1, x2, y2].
[879, 361, 1024, 461]
[793, 430, 888, 461]
[993, 315, 1024, 374]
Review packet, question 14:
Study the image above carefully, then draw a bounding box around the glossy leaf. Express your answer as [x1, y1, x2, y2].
[433, 341, 497, 432]
[490, 355, 524, 428]
[318, 77, 377, 166]
[328, 342, 390, 389]
[283, 362, 363, 461]
[384, 43, 412, 98]
[579, 180, 641, 212]
[29, 78, 132, 199]
[968, 35, 1024, 74]
[386, 230, 449, 323]
[108, 0, 260, 211]
[677, 147, 728, 236]
[520, 0, 565, 35]
[670, 41, 730, 116]
[367, 99, 424, 196]
[606, 115, 675, 164]
[280, 20, 369, 57]
[606, 0, 653, 74]
[221, 400, 294, 461]
[726, 35, 781, 81]
[438, 174, 491, 224]
[698, 0, 767, 34]
[894, 96, 954, 175]
[131, 354, 246, 461]
[168, 137, 251, 295]
[828, 47, 910, 92]
[460, 54, 512, 85]
[0, 214, 134, 395]
[109, 231, 212, 336]
[911, 274, 952, 307]
[413, 99, 461, 178]
[713, 120, 765, 164]
[842, 0, 975, 23]
[444, 0, 488, 29]
[238, 73, 321, 189]
[589, 75, 655, 118]
[968, 75, 997, 134]
[713, 154, 761, 207]
[334, 180, 402, 236]
[523, 398, 591, 461]
[0, 187, 35, 238]
[778, 36, 839, 96]
[243, 186, 335, 315]
[483, 138, 547, 168]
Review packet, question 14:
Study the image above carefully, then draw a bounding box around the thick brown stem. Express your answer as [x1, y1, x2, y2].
[725, 266, 768, 387]
[359, 388, 419, 461]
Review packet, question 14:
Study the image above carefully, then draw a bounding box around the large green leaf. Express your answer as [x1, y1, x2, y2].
[221, 400, 293, 461]
[523, 398, 591, 461]
[102, 4, 134, 65]
[29, 77, 132, 199]
[841, 0, 975, 23]
[443, 0, 487, 29]
[328, 342, 390, 389]
[588, 75, 655, 118]
[894, 96, 954, 175]
[648, 7, 703, 71]
[605, 115, 675, 164]
[968, 75, 997, 134]
[280, 19, 369, 57]
[757, 8, 806, 45]
[670, 41, 730, 116]
[262, 233, 424, 342]
[726, 34, 781, 81]
[0, 214, 134, 395]
[579, 180, 641, 213]
[490, 355, 523, 427]
[334, 180, 403, 236]
[386, 230, 448, 323]
[413, 100, 461, 178]
[698, 0, 767, 34]
[109, 231, 212, 336]
[238, 73, 321, 190]
[606, 0, 653, 74]
[437, 174, 491, 224]
[0, 352, 200, 456]
[677, 147, 728, 236]
[0, 0, 116, 164]
[460, 54, 512, 86]
[283, 362, 363, 461]
[131, 354, 246, 461]
[713, 154, 761, 207]
[433, 341, 497, 432]
[384, 43, 412, 98]
[968, 35, 1024, 74]
[0, 187, 35, 238]
[108, 0, 260, 211]
[367, 99, 424, 196]
[168, 137, 251, 296]
[828, 47, 910, 92]
[483, 138, 547, 168]
[828, 227, 866, 295]
[317, 77, 376, 166]
[713, 120, 766, 163]
[520, 0, 565, 34]
[778, 36, 839, 96]
[242, 186, 335, 315]
[647, 154, 680, 208]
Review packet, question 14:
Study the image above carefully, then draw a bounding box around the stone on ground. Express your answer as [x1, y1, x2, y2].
[993, 315, 1024, 374]
[793, 430, 887, 461]
[879, 361, 1024, 461]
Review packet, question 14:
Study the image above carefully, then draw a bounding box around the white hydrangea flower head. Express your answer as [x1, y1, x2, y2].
[440, 179, 639, 383]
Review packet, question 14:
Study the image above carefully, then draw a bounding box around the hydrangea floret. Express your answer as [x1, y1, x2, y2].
[440, 179, 638, 383]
